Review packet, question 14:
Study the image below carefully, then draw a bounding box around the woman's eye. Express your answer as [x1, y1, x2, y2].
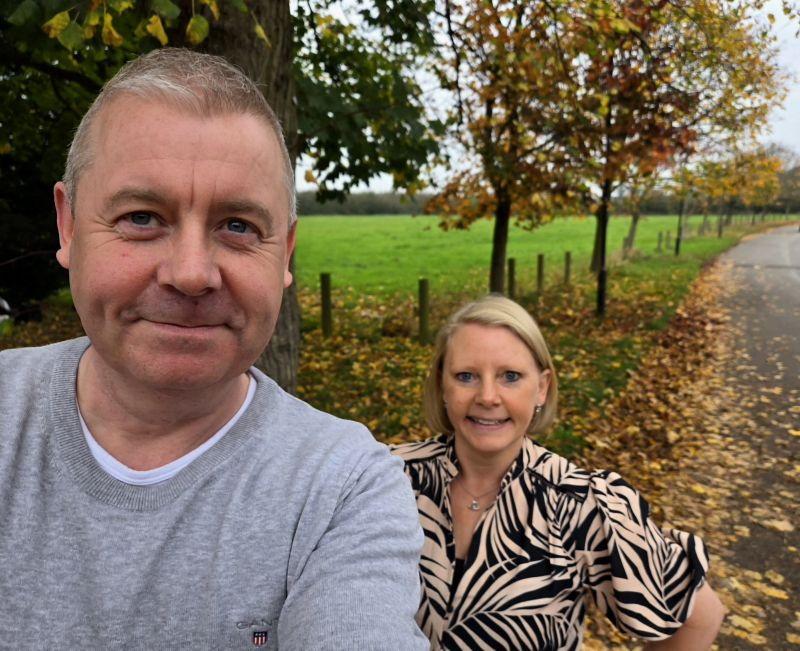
[225, 219, 252, 234]
[503, 371, 521, 382]
[455, 372, 473, 383]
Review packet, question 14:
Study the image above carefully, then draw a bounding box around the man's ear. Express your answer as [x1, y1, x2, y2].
[54, 182, 74, 270]
[283, 221, 298, 288]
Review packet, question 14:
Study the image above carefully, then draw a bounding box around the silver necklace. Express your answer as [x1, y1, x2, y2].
[458, 479, 500, 511]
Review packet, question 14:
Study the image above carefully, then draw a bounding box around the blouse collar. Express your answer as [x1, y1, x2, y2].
[439, 434, 540, 491]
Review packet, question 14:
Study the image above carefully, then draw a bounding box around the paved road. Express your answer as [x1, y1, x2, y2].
[716, 225, 800, 650]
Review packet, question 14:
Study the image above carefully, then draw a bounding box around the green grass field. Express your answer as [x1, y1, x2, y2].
[293, 213, 762, 296]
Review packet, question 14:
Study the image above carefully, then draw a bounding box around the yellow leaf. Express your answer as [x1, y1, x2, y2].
[304, 170, 316, 183]
[110, 0, 134, 14]
[763, 518, 794, 533]
[790, 429, 800, 437]
[102, 13, 124, 46]
[254, 20, 270, 46]
[729, 614, 764, 634]
[42, 11, 71, 38]
[185, 14, 209, 45]
[690, 482, 707, 495]
[199, 0, 220, 20]
[731, 629, 768, 645]
[752, 581, 789, 600]
[788, 633, 800, 644]
[83, 9, 101, 38]
[146, 14, 168, 45]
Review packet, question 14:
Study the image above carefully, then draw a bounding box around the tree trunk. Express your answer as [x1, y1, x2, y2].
[595, 178, 613, 316]
[198, 0, 301, 393]
[675, 197, 685, 256]
[489, 195, 511, 293]
[624, 207, 640, 252]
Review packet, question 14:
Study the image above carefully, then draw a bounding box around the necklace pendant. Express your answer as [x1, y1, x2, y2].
[468, 499, 481, 511]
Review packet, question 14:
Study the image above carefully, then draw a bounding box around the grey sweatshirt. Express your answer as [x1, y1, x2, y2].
[0, 338, 428, 650]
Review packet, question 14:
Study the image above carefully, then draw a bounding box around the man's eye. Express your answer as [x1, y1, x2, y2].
[455, 372, 473, 383]
[225, 219, 252, 234]
[127, 212, 155, 226]
[503, 371, 521, 382]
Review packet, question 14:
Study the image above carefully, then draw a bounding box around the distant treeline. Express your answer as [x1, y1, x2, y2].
[297, 191, 433, 216]
[298, 190, 799, 216]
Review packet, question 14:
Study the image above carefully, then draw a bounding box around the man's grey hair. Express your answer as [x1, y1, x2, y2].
[63, 47, 296, 226]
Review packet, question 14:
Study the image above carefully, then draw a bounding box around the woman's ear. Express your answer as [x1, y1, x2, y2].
[537, 369, 552, 405]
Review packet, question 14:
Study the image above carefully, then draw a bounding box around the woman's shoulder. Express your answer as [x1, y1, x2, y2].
[390, 435, 449, 465]
[524, 439, 628, 504]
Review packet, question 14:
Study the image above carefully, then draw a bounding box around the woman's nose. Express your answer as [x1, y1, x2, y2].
[476, 379, 500, 405]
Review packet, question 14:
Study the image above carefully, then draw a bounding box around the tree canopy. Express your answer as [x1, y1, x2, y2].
[425, 0, 793, 311]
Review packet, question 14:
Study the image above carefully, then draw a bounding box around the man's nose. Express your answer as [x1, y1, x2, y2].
[158, 228, 222, 296]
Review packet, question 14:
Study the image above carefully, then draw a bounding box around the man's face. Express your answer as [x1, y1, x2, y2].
[54, 99, 296, 392]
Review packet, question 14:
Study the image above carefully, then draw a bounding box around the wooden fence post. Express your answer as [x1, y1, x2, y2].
[418, 278, 430, 344]
[665, 231, 672, 250]
[657, 232, 663, 251]
[507, 258, 516, 299]
[564, 251, 571, 285]
[537, 254, 544, 294]
[320, 272, 332, 338]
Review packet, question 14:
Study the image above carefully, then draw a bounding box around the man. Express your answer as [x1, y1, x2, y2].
[0, 48, 427, 649]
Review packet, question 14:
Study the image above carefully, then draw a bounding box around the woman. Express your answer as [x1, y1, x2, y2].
[392, 295, 724, 650]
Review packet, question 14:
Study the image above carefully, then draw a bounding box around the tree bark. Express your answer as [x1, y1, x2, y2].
[489, 194, 511, 293]
[198, 0, 301, 393]
[624, 207, 640, 252]
[675, 196, 685, 256]
[595, 178, 613, 316]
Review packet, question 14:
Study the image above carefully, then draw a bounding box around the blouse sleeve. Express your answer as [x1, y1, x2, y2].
[572, 470, 709, 640]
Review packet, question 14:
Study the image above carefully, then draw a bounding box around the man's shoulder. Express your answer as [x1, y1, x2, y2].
[0, 337, 88, 361]
[246, 366, 384, 460]
[0, 338, 87, 379]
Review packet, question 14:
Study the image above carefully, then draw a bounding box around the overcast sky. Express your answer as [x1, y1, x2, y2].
[767, 14, 800, 156]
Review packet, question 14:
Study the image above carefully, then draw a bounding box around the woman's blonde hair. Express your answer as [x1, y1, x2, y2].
[423, 295, 558, 436]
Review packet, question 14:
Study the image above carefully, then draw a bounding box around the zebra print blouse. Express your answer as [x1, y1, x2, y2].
[392, 435, 709, 650]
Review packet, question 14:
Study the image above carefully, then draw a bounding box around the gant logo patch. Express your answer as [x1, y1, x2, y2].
[236, 617, 274, 647]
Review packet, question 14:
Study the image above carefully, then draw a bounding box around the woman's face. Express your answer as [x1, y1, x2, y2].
[442, 323, 550, 467]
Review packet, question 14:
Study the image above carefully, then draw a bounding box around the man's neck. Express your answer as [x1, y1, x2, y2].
[76, 346, 251, 470]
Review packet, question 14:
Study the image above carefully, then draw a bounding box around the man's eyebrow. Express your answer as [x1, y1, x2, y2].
[216, 199, 273, 222]
[105, 187, 167, 211]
